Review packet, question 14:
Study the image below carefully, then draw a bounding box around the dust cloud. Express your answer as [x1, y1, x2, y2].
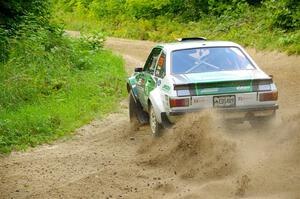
[137, 111, 236, 181]
[136, 110, 300, 198]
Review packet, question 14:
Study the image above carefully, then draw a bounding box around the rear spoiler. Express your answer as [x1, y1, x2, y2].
[177, 37, 207, 42]
[174, 78, 273, 90]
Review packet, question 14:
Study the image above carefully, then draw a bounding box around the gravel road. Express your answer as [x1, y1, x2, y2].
[0, 37, 299, 199]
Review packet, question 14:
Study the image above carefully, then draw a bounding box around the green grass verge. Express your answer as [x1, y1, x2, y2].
[0, 34, 127, 153]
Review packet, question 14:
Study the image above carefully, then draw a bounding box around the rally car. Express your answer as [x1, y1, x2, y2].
[127, 38, 278, 136]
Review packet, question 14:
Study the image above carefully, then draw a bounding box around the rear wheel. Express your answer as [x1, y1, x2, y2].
[149, 104, 162, 137]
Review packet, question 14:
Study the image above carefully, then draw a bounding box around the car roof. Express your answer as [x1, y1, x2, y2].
[156, 41, 241, 52]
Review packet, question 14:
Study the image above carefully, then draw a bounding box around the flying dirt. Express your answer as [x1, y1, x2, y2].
[0, 36, 299, 199]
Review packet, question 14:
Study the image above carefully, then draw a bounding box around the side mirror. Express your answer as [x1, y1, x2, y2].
[134, 67, 143, 72]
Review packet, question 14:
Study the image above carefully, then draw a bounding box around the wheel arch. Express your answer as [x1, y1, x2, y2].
[148, 88, 166, 124]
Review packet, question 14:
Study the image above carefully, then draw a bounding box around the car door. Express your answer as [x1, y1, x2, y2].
[136, 48, 162, 109]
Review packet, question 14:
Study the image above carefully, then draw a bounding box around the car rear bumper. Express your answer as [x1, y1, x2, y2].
[163, 104, 278, 124]
[169, 104, 278, 115]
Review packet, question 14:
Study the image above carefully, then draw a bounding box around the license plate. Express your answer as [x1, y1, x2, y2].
[213, 95, 236, 108]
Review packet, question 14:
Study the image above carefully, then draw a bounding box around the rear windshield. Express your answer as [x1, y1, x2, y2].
[171, 47, 255, 74]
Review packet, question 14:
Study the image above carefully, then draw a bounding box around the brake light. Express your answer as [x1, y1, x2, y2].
[170, 98, 189, 108]
[259, 91, 278, 101]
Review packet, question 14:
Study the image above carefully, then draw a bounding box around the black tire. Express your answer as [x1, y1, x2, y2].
[149, 104, 162, 137]
[129, 93, 140, 130]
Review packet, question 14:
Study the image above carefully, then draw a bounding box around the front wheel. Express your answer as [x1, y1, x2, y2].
[149, 104, 162, 137]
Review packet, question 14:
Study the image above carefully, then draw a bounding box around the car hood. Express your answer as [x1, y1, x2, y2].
[171, 70, 270, 85]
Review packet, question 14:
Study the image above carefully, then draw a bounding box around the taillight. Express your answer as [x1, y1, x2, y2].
[170, 98, 189, 108]
[259, 91, 278, 101]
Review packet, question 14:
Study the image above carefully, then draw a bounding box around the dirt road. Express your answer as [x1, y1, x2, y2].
[0, 37, 300, 199]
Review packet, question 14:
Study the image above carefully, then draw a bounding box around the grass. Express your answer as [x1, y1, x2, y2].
[58, 12, 300, 55]
[0, 31, 127, 153]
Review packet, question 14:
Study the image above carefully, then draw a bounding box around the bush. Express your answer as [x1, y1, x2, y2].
[0, 0, 127, 154]
[264, 0, 300, 30]
[0, 27, 9, 62]
[80, 31, 105, 50]
[89, 0, 126, 18]
[54, 0, 300, 54]
[0, 17, 126, 153]
[0, 0, 51, 28]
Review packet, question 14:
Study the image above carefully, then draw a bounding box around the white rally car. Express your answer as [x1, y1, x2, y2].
[127, 38, 279, 136]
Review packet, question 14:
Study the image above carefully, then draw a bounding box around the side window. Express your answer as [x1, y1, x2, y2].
[155, 52, 166, 78]
[144, 48, 162, 74]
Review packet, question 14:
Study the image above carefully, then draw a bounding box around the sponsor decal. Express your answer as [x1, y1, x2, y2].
[193, 98, 206, 104]
[195, 84, 252, 95]
[162, 85, 171, 92]
[236, 86, 251, 91]
[199, 88, 219, 94]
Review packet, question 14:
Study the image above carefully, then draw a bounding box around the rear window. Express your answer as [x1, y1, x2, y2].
[171, 47, 255, 74]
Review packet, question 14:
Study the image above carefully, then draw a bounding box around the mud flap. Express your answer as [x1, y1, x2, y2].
[161, 112, 173, 128]
[130, 91, 149, 124]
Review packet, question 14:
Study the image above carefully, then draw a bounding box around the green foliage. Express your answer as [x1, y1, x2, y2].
[89, 0, 126, 18]
[264, 0, 300, 30]
[52, 0, 300, 31]
[0, 0, 51, 28]
[0, 0, 55, 63]
[55, 0, 300, 54]
[53, 0, 255, 20]
[0, 27, 9, 62]
[80, 31, 105, 50]
[0, 0, 126, 153]
[208, 0, 250, 18]
[125, 0, 171, 19]
[0, 30, 126, 153]
[0, 0, 126, 154]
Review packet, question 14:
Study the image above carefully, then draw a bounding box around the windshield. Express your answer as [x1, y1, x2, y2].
[171, 47, 255, 74]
